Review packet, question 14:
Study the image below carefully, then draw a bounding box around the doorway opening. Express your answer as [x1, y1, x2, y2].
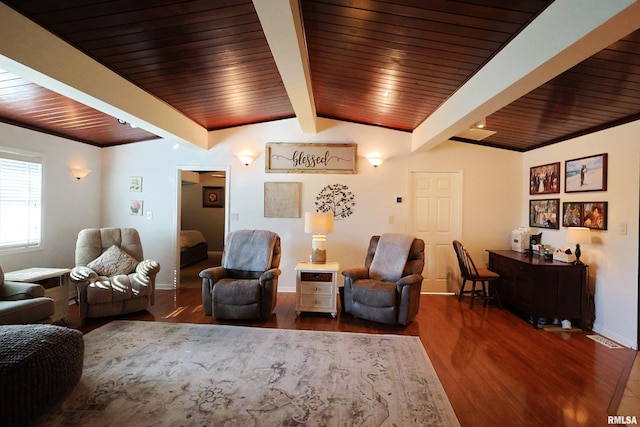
[176, 167, 229, 289]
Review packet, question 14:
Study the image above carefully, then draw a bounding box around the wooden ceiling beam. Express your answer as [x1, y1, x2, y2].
[0, 2, 209, 149]
[412, 0, 640, 152]
[253, 0, 317, 133]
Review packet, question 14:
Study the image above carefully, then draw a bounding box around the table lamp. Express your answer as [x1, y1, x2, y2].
[304, 212, 334, 264]
[566, 227, 591, 265]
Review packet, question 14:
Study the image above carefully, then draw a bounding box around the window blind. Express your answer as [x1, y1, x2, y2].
[0, 151, 42, 250]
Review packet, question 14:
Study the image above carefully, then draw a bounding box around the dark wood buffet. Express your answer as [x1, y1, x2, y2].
[487, 250, 588, 329]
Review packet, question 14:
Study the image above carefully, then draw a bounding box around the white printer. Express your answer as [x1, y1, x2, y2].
[511, 227, 530, 252]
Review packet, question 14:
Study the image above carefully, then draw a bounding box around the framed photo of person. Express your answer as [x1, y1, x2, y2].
[529, 199, 560, 229]
[562, 202, 582, 227]
[565, 153, 608, 193]
[582, 202, 608, 230]
[529, 162, 560, 195]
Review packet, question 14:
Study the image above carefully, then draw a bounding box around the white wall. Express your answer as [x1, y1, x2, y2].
[100, 117, 521, 294]
[523, 120, 639, 349]
[0, 123, 101, 271]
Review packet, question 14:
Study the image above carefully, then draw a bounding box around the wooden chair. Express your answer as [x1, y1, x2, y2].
[453, 240, 501, 309]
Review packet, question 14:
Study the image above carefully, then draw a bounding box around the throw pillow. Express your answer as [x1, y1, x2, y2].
[87, 245, 139, 277]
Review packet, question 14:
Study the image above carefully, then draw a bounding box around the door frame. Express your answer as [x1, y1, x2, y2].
[408, 169, 463, 294]
[174, 165, 230, 289]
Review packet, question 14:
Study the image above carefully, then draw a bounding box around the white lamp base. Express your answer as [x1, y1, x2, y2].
[310, 234, 327, 264]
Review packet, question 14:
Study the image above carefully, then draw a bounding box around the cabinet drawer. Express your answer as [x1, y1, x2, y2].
[300, 272, 333, 282]
[300, 282, 333, 295]
[299, 293, 332, 309]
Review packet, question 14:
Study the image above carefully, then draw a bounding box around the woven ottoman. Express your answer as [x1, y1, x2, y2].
[0, 324, 84, 427]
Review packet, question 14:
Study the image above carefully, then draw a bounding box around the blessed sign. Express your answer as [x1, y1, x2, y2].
[266, 143, 357, 174]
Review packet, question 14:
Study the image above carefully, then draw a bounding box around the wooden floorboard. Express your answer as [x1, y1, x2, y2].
[65, 289, 636, 427]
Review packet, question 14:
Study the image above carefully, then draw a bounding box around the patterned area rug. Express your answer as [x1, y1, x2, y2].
[36, 321, 459, 426]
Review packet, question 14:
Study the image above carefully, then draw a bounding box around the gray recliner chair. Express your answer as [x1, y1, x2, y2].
[0, 265, 54, 324]
[200, 229, 281, 320]
[342, 234, 425, 326]
[70, 227, 160, 319]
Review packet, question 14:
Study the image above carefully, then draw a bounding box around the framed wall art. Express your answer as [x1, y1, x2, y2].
[565, 153, 607, 193]
[202, 186, 224, 208]
[529, 199, 560, 229]
[130, 200, 143, 216]
[265, 142, 357, 174]
[562, 202, 583, 227]
[582, 202, 608, 230]
[529, 162, 560, 195]
[129, 176, 142, 192]
[264, 182, 301, 218]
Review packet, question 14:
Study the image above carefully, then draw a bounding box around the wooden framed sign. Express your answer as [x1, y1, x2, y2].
[266, 143, 357, 174]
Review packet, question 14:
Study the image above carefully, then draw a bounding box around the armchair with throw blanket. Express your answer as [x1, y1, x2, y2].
[342, 234, 425, 326]
[70, 228, 160, 319]
[200, 229, 281, 320]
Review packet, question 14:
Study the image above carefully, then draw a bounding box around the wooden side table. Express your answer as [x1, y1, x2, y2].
[295, 262, 339, 318]
[4, 267, 71, 323]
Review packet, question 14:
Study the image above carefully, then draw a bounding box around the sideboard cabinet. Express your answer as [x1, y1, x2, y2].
[487, 250, 587, 329]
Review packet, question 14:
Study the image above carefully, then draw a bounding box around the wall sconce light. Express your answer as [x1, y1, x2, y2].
[473, 118, 487, 129]
[367, 155, 384, 167]
[71, 168, 92, 180]
[237, 154, 256, 166]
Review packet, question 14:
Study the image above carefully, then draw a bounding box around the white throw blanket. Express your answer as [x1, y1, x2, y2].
[223, 230, 277, 271]
[369, 233, 415, 282]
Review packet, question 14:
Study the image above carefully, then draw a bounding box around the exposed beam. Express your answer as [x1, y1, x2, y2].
[0, 2, 209, 149]
[412, 0, 640, 152]
[253, 0, 317, 133]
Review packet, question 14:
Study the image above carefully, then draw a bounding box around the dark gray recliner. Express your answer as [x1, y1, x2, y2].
[342, 234, 425, 326]
[200, 230, 281, 320]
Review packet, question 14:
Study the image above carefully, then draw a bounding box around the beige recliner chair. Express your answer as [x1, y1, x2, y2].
[0, 265, 54, 324]
[200, 229, 281, 320]
[70, 228, 160, 319]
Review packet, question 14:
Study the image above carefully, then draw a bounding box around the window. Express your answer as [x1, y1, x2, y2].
[0, 149, 42, 251]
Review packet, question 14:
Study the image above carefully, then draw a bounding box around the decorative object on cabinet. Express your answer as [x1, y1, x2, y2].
[565, 227, 592, 265]
[304, 211, 334, 264]
[529, 198, 559, 229]
[265, 142, 357, 174]
[529, 162, 560, 195]
[315, 183, 355, 220]
[295, 262, 339, 318]
[202, 186, 224, 208]
[565, 153, 607, 193]
[264, 182, 301, 218]
[129, 176, 142, 192]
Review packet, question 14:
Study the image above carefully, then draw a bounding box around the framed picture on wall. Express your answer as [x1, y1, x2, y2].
[562, 202, 582, 227]
[529, 162, 560, 195]
[582, 202, 608, 230]
[203, 186, 224, 208]
[529, 199, 560, 229]
[565, 153, 608, 193]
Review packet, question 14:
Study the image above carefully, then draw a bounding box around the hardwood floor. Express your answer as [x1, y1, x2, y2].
[65, 289, 636, 427]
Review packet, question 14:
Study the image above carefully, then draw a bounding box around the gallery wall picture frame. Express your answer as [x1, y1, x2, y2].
[265, 142, 357, 174]
[264, 182, 301, 218]
[130, 200, 143, 216]
[565, 153, 608, 193]
[562, 202, 583, 227]
[529, 198, 560, 229]
[529, 162, 560, 195]
[203, 186, 224, 208]
[582, 201, 608, 230]
[130, 176, 142, 192]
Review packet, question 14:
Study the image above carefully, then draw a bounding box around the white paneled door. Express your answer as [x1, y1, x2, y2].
[410, 171, 461, 293]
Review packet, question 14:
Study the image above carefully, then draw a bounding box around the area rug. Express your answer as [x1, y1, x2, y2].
[35, 321, 459, 427]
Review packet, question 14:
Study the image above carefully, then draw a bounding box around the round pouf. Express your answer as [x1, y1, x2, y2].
[0, 324, 84, 427]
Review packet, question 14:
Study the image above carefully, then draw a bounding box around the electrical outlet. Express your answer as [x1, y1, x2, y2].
[146, 211, 152, 220]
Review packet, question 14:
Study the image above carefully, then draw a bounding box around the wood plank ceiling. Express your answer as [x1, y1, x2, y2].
[0, 0, 639, 151]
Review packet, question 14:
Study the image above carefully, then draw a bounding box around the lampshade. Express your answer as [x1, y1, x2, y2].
[367, 156, 384, 167]
[566, 227, 591, 245]
[304, 212, 334, 264]
[70, 168, 91, 180]
[304, 212, 334, 235]
[237, 154, 255, 166]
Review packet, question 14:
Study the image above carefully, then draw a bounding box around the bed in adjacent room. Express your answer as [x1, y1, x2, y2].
[180, 230, 208, 268]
